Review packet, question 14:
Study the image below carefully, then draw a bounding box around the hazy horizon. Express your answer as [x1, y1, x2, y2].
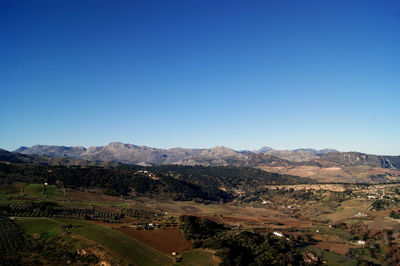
[1, 0, 399, 155]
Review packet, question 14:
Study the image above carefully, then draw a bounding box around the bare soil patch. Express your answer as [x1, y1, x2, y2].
[180, 205, 202, 213]
[87, 220, 117, 227]
[196, 215, 225, 223]
[253, 228, 268, 234]
[364, 210, 391, 218]
[314, 242, 360, 256]
[197, 210, 311, 228]
[116, 228, 192, 255]
[365, 217, 400, 231]
[66, 189, 123, 203]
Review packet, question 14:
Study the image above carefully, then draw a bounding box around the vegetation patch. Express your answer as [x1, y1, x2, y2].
[179, 215, 304, 265]
[16, 217, 61, 237]
[178, 249, 218, 265]
[23, 184, 46, 199]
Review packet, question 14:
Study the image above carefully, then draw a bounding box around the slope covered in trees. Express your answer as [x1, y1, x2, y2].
[0, 159, 312, 202]
[179, 215, 304, 265]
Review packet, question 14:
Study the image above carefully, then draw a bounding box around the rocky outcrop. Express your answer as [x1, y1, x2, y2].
[321, 152, 400, 169]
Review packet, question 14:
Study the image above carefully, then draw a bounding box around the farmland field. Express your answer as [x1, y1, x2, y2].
[313, 242, 361, 256]
[15, 217, 173, 265]
[66, 188, 125, 203]
[72, 221, 172, 265]
[16, 217, 61, 237]
[116, 228, 192, 255]
[303, 246, 358, 266]
[178, 249, 218, 265]
[0, 217, 33, 257]
[0, 181, 25, 195]
[320, 199, 373, 222]
[3, 164, 400, 265]
[44, 185, 66, 200]
[23, 184, 45, 199]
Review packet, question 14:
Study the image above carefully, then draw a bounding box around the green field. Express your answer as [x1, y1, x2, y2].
[0, 182, 26, 204]
[178, 249, 218, 266]
[0, 181, 25, 195]
[199, 205, 230, 214]
[15, 217, 172, 266]
[88, 201, 130, 207]
[16, 217, 62, 237]
[23, 183, 65, 201]
[0, 198, 24, 204]
[73, 222, 172, 265]
[44, 185, 66, 200]
[23, 184, 46, 199]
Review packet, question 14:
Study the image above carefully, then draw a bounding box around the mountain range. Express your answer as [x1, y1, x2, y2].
[14, 143, 337, 165]
[7, 142, 400, 183]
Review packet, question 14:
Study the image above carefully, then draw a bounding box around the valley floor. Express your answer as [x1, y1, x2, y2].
[2, 181, 400, 265]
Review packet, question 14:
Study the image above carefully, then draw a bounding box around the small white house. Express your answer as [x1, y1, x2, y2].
[273, 232, 283, 237]
[357, 240, 366, 245]
[354, 212, 367, 217]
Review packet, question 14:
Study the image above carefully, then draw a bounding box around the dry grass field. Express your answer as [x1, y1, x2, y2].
[313, 242, 361, 256]
[320, 199, 373, 222]
[364, 217, 400, 231]
[195, 206, 312, 228]
[66, 188, 124, 203]
[259, 164, 400, 183]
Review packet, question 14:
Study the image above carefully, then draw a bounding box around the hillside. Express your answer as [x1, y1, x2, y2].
[0, 155, 313, 202]
[8, 143, 400, 183]
[0, 149, 121, 168]
[321, 152, 400, 170]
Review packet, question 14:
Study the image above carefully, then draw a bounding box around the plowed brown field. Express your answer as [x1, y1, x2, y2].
[116, 228, 192, 255]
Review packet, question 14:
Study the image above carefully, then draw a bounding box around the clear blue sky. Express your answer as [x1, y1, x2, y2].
[1, 0, 399, 155]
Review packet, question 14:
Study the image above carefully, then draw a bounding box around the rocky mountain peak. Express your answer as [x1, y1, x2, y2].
[256, 147, 274, 153]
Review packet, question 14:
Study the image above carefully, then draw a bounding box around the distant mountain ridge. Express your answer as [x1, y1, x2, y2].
[13, 143, 278, 168]
[321, 152, 400, 169]
[11, 142, 399, 169]
[14, 142, 336, 165]
[0, 148, 121, 167]
[5, 143, 400, 183]
[15, 145, 87, 158]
